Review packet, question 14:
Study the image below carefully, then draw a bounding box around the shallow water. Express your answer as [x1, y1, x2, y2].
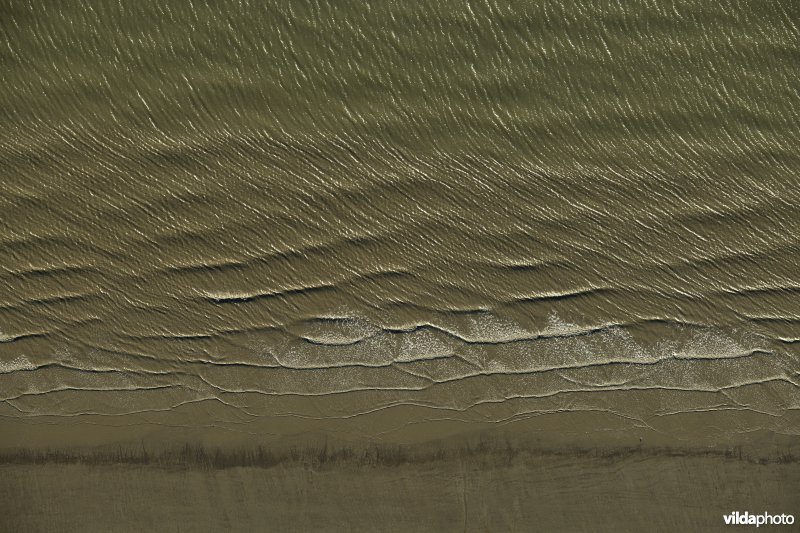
[1, 2, 799, 527]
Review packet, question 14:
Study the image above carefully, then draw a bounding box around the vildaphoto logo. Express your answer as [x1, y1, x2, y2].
[723, 512, 795, 527]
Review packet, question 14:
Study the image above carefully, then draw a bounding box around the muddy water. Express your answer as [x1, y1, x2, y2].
[1, 0, 799, 529]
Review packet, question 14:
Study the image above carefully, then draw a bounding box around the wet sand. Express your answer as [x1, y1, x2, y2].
[3, 449, 798, 533]
[2, 420, 798, 531]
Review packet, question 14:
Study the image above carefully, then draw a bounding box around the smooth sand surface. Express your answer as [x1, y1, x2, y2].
[2, 451, 798, 532]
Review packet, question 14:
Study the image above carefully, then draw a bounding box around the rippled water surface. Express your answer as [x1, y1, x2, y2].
[1, 0, 799, 451]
